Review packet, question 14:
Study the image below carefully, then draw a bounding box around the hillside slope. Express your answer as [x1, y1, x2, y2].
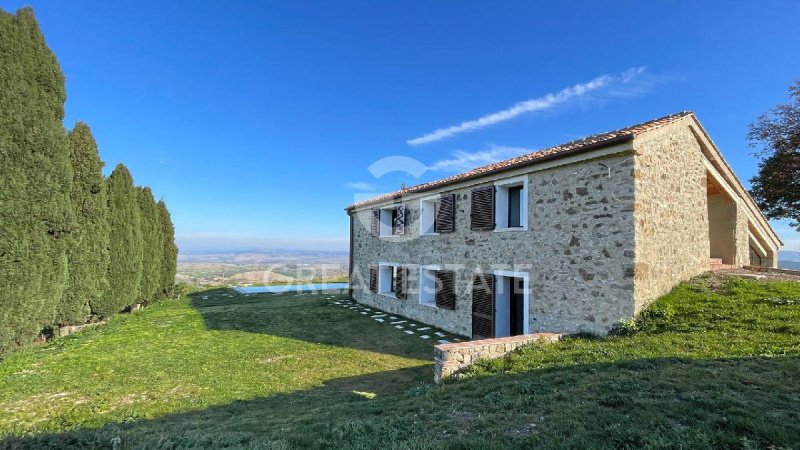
[1, 274, 798, 449]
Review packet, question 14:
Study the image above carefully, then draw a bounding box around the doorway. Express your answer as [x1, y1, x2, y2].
[707, 172, 737, 265]
[492, 272, 529, 338]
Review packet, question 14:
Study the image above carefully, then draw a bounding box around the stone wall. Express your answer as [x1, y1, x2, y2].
[434, 333, 561, 383]
[707, 193, 737, 264]
[631, 119, 712, 313]
[734, 204, 751, 266]
[350, 151, 638, 337]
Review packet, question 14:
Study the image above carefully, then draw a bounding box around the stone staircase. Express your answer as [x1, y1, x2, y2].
[710, 258, 736, 271]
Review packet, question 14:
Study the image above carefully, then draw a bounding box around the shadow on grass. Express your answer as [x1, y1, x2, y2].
[187, 288, 440, 359]
[3, 355, 799, 449]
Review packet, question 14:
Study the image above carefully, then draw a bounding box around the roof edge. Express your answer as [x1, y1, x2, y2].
[683, 115, 783, 246]
[345, 134, 634, 211]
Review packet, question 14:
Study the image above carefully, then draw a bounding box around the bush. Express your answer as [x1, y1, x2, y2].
[157, 200, 178, 299]
[102, 164, 143, 316]
[609, 318, 640, 336]
[0, 7, 179, 352]
[58, 123, 111, 325]
[0, 8, 72, 352]
[136, 187, 163, 304]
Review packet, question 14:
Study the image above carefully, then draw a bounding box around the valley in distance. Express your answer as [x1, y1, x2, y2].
[177, 249, 349, 286]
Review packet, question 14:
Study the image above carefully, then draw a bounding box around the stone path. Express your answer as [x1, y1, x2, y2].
[328, 296, 464, 344]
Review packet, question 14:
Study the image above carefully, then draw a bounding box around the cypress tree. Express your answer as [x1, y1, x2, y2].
[103, 164, 143, 316]
[136, 187, 163, 304]
[58, 123, 111, 326]
[0, 8, 72, 352]
[157, 200, 178, 299]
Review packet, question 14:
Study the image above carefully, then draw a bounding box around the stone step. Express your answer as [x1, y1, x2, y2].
[709, 258, 723, 264]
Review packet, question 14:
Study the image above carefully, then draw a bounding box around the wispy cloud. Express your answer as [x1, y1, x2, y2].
[428, 145, 534, 172]
[346, 181, 377, 191]
[407, 67, 650, 146]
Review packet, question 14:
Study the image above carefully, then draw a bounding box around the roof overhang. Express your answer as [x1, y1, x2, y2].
[686, 116, 783, 247]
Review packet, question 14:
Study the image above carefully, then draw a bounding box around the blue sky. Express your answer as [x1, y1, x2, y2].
[3, 1, 799, 252]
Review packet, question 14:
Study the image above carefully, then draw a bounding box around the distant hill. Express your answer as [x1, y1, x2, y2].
[778, 250, 800, 270]
[178, 249, 348, 264]
[779, 250, 800, 261]
[779, 260, 800, 270]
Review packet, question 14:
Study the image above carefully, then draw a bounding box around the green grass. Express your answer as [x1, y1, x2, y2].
[1, 274, 799, 449]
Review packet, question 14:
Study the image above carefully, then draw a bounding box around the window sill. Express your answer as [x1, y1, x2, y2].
[379, 235, 404, 239]
[418, 301, 438, 309]
[494, 227, 527, 233]
[420, 232, 439, 237]
[379, 292, 398, 299]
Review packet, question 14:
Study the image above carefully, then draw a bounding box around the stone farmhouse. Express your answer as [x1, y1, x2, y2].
[345, 112, 782, 338]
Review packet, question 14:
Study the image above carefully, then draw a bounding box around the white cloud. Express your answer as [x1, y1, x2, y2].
[407, 67, 649, 146]
[427, 145, 534, 172]
[346, 181, 377, 191]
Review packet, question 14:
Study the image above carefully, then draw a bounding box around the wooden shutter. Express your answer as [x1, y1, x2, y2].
[470, 186, 495, 231]
[435, 270, 456, 310]
[472, 274, 494, 339]
[395, 267, 408, 299]
[370, 209, 380, 236]
[369, 266, 378, 293]
[435, 194, 455, 233]
[393, 205, 406, 235]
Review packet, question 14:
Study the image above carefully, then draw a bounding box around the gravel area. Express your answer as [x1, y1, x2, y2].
[716, 267, 800, 282]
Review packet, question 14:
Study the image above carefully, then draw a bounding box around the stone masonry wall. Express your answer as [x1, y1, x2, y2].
[631, 119, 711, 313]
[734, 204, 750, 266]
[350, 151, 638, 337]
[434, 333, 562, 383]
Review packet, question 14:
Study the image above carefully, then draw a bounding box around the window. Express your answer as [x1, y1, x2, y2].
[378, 263, 407, 298]
[420, 193, 455, 235]
[378, 263, 398, 296]
[419, 266, 455, 309]
[508, 185, 522, 228]
[376, 204, 405, 237]
[391, 209, 400, 234]
[419, 266, 438, 306]
[494, 176, 528, 231]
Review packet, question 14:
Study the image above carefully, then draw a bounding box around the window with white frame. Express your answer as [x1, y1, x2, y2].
[418, 265, 455, 309]
[419, 196, 438, 235]
[418, 266, 439, 306]
[378, 263, 398, 296]
[378, 204, 406, 237]
[494, 176, 528, 231]
[420, 194, 455, 235]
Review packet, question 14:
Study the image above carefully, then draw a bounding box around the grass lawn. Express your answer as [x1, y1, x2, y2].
[1, 274, 799, 449]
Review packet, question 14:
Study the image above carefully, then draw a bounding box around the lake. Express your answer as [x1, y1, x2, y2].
[234, 282, 349, 294]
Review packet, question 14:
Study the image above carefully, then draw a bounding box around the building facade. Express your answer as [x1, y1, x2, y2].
[346, 112, 781, 338]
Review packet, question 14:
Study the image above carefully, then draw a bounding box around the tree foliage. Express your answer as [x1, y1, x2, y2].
[748, 81, 800, 231]
[103, 164, 143, 316]
[58, 123, 111, 325]
[0, 8, 73, 351]
[136, 187, 163, 304]
[0, 7, 179, 352]
[157, 200, 178, 299]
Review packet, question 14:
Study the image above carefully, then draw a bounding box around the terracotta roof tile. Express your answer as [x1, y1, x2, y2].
[346, 111, 693, 210]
